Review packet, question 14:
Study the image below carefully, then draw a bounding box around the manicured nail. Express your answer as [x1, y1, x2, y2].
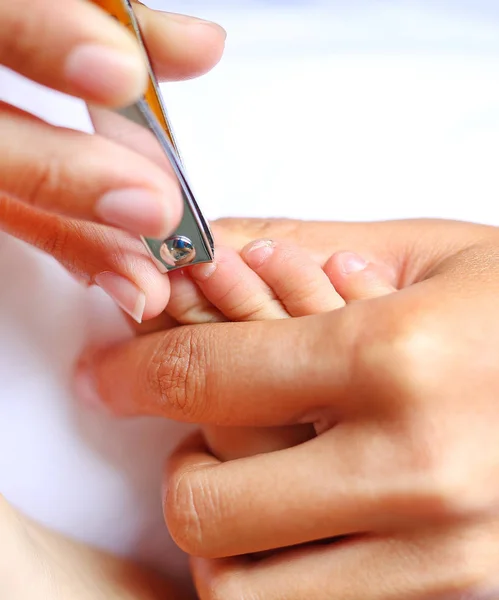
[166, 12, 227, 38]
[73, 362, 101, 409]
[243, 239, 275, 269]
[191, 261, 218, 282]
[65, 44, 147, 103]
[95, 188, 170, 238]
[337, 252, 367, 274]
[94, 272, 146, 324]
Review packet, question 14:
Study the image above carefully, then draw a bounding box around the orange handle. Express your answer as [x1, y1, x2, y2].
[90, 0, 175, 146]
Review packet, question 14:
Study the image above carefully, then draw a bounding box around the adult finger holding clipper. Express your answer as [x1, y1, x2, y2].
[0, 0, 225, 321]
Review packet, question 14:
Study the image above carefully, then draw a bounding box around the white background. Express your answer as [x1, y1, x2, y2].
[0, 0, 498, 584]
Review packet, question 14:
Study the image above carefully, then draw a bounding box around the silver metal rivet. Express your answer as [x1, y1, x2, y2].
[160, 236, 196, 267]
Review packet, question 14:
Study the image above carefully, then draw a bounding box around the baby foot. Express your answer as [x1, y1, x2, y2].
[166, 238, 347, 460]
[166, 240, 398, 460]
[167, 239, 345, 325]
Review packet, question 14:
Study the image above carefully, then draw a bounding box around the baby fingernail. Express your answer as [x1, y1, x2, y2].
[65, 44, 147, 104]
[243, 239, 275, 269]
[95, 272, 146, 324]
[95, 188, 171, 238]
[338, 252, 367, 274]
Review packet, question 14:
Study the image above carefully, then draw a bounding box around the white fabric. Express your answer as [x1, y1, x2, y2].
[0, 0, 498, 580]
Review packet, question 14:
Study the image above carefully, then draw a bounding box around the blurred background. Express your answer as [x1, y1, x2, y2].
[4, 1, 499, 223]
[146, 0, 499, 225]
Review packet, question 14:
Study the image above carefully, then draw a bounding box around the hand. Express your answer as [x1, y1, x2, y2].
[0, 494, 192, 599]
[77, 217, 499, 597]
[0, 0, 225, 322]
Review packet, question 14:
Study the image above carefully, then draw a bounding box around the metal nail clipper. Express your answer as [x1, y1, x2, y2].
[88, 0, 214, 272]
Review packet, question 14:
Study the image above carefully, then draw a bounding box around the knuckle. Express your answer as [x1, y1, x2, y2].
[229, 296, 275, 321]
[148, 327, 208, 421]
[279, 277, 325, 311]
[353, 306, 445, 405]
[0, 5, 37, 66]
[24, 157, 61, 209]
[165, 468, 219, 557]
[402, 426, 479, 521]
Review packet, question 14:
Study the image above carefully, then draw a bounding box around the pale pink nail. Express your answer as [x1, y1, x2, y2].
[243, 239, 275, 269]
[65, 44, 146, 102]
[95, 188, 171, 238]
[337, 252, 367, 274]
[94, 272, 146, 324]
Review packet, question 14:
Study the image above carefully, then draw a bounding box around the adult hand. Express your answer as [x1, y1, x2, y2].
[0, 0, 225, 321]
[77, 217, 499, 598]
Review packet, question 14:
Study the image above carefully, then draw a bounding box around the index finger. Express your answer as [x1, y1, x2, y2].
[1, 0, 226, 107]
[1, 0, 147, 107]
[77, 308, 359, 426]
[133, 5, 226, 82]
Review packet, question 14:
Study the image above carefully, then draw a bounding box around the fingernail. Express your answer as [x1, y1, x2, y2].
[65, 44, 147, 103]
[95, 188, 170, 238]
[73, 362, 101, 409]
[243, 239, 275, 269]
[166, 12, 227, 38]
[337, 252, 367, 274]
[94, 272, 146, 324]
[191, 261, 217, 282]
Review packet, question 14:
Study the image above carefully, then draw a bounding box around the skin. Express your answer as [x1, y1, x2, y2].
[4, 1, 499, 596]
[0, 493, 193, 599]
[0, 0, 226, 320]
[0, 2, 223, 598]
[79, 217, 499, 599]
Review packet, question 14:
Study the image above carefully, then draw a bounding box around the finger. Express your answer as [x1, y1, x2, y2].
[164, 429, 492, 559]
[0, 0, 148, 107]
[324, 251, 397, 302]
[191, 524, 499, 600]
[0, 103, 182, 239]
[189, 246, 289, 322]
[127, 311, 179, 336]
[0, 199, 171, 322]
[242, 239, 345, 315]
[76, 307, 359, 425]
[164, 430, 381, 557]
[132, 5, 226, 81]
[202, 424, 316, 461]
[212, 217, 488, 285]
[167, 269, 226, 324]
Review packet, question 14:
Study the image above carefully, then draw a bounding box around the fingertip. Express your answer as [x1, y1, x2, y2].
[190, 246, 239, 282]
[241, 239, 276, 270]
[136, 7, 227, 81]
[138, 271, 172, 321]
[64, 43, 148, 107]
[167, 268, 226, 324]
[335, 252, 368, 275]
[324, 251, 396, 302]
